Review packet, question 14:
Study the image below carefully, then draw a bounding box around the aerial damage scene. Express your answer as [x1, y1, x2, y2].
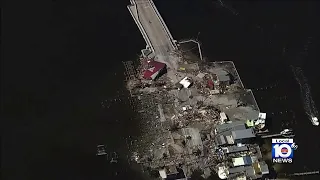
[122, 1, 271, 179]
[124, 55, 270, 179]
[5, 0, 320, 179]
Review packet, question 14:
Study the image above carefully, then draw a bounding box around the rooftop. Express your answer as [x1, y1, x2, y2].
[222, 145, 249, 154]
[232, 128, 256, 140]
[216, 121, 246, 135]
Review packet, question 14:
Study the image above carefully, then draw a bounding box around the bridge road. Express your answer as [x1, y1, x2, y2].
[133, 0, 176, 56]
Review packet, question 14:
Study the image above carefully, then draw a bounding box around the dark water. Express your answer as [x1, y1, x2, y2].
[3, 0, 319, 179]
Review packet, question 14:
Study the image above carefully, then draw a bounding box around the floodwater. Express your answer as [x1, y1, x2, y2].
[3, 0, 319, 180]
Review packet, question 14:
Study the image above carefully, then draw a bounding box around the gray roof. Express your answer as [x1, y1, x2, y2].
[215, 135, 227, 145]
[142, 49, 152, 56]
[232, 128, 255, 140]
[259, 161, 269, 174]
[229, 166, 256, 177]
[245, 166, 255, 177]
[228, 166, 245, 174]
[243, 156, 253, 165]
[228, 173, 242, 179]
[217, 74, 230, 82]
[216, 121, 246, 134]
[224, 145, 249, 153]
[215, 69, 228, 76]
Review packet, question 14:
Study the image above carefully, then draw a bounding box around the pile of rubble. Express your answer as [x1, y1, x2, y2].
[124, 55, 268, 179]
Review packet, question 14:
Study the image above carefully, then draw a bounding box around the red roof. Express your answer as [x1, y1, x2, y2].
[143, 60, 166, 80]
[207, 80, 214, 89]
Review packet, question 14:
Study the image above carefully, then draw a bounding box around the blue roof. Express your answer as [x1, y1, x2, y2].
[243, 156, 253, 165]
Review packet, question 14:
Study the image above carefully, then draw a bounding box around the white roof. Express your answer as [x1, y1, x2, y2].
[236, 176, 247, 180]
[179, 77, 192, 88]
[255, 119, 265, 125]
[218, 166, 228, 179]
[258, 112, 266, 120]
[220, 112, 228, 121]
[232, 157, 245, 166]
[159, 169, 167, 179]
[226, 135, 234, 144]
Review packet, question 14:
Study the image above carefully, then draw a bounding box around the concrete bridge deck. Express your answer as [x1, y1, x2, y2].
[128, 0, 177, 56]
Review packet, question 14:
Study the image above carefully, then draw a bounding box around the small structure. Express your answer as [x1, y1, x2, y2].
[218, 166, 228, 179]
[159, 169, 167, 179]
[232, 156, 254, 167]
[110, 152, 118, 163]
[142, 49, 152, 57]
[143, 60, 167, 80]
[96, 145, 107, 156]
[258, 112, 266, 120]
[254, 161, 269, 175]
[220, 112, 228, 122]
[179, 77, 193, 89]
[246, 113, 266, 130]
[207, 79, 214, 89]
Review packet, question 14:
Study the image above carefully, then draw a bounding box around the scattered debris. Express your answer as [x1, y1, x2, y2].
[123, 57, 268, 179]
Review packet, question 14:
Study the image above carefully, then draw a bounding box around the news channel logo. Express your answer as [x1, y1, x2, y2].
[272, 138, 298, 163]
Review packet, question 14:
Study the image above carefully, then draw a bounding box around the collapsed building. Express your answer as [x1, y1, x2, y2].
[123, 53, 269, 179]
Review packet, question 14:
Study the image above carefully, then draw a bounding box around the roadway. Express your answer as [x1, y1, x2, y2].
[128, 0, 176, 56]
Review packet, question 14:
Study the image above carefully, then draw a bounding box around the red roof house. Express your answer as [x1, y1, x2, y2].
[143, 60, 167, 80]
[207, 80, 214, 89]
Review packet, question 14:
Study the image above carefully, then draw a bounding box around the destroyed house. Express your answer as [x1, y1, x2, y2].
[143, 60, 167, 80]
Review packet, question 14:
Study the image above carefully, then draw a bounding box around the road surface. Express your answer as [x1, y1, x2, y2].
[128, 0, 176, 56]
